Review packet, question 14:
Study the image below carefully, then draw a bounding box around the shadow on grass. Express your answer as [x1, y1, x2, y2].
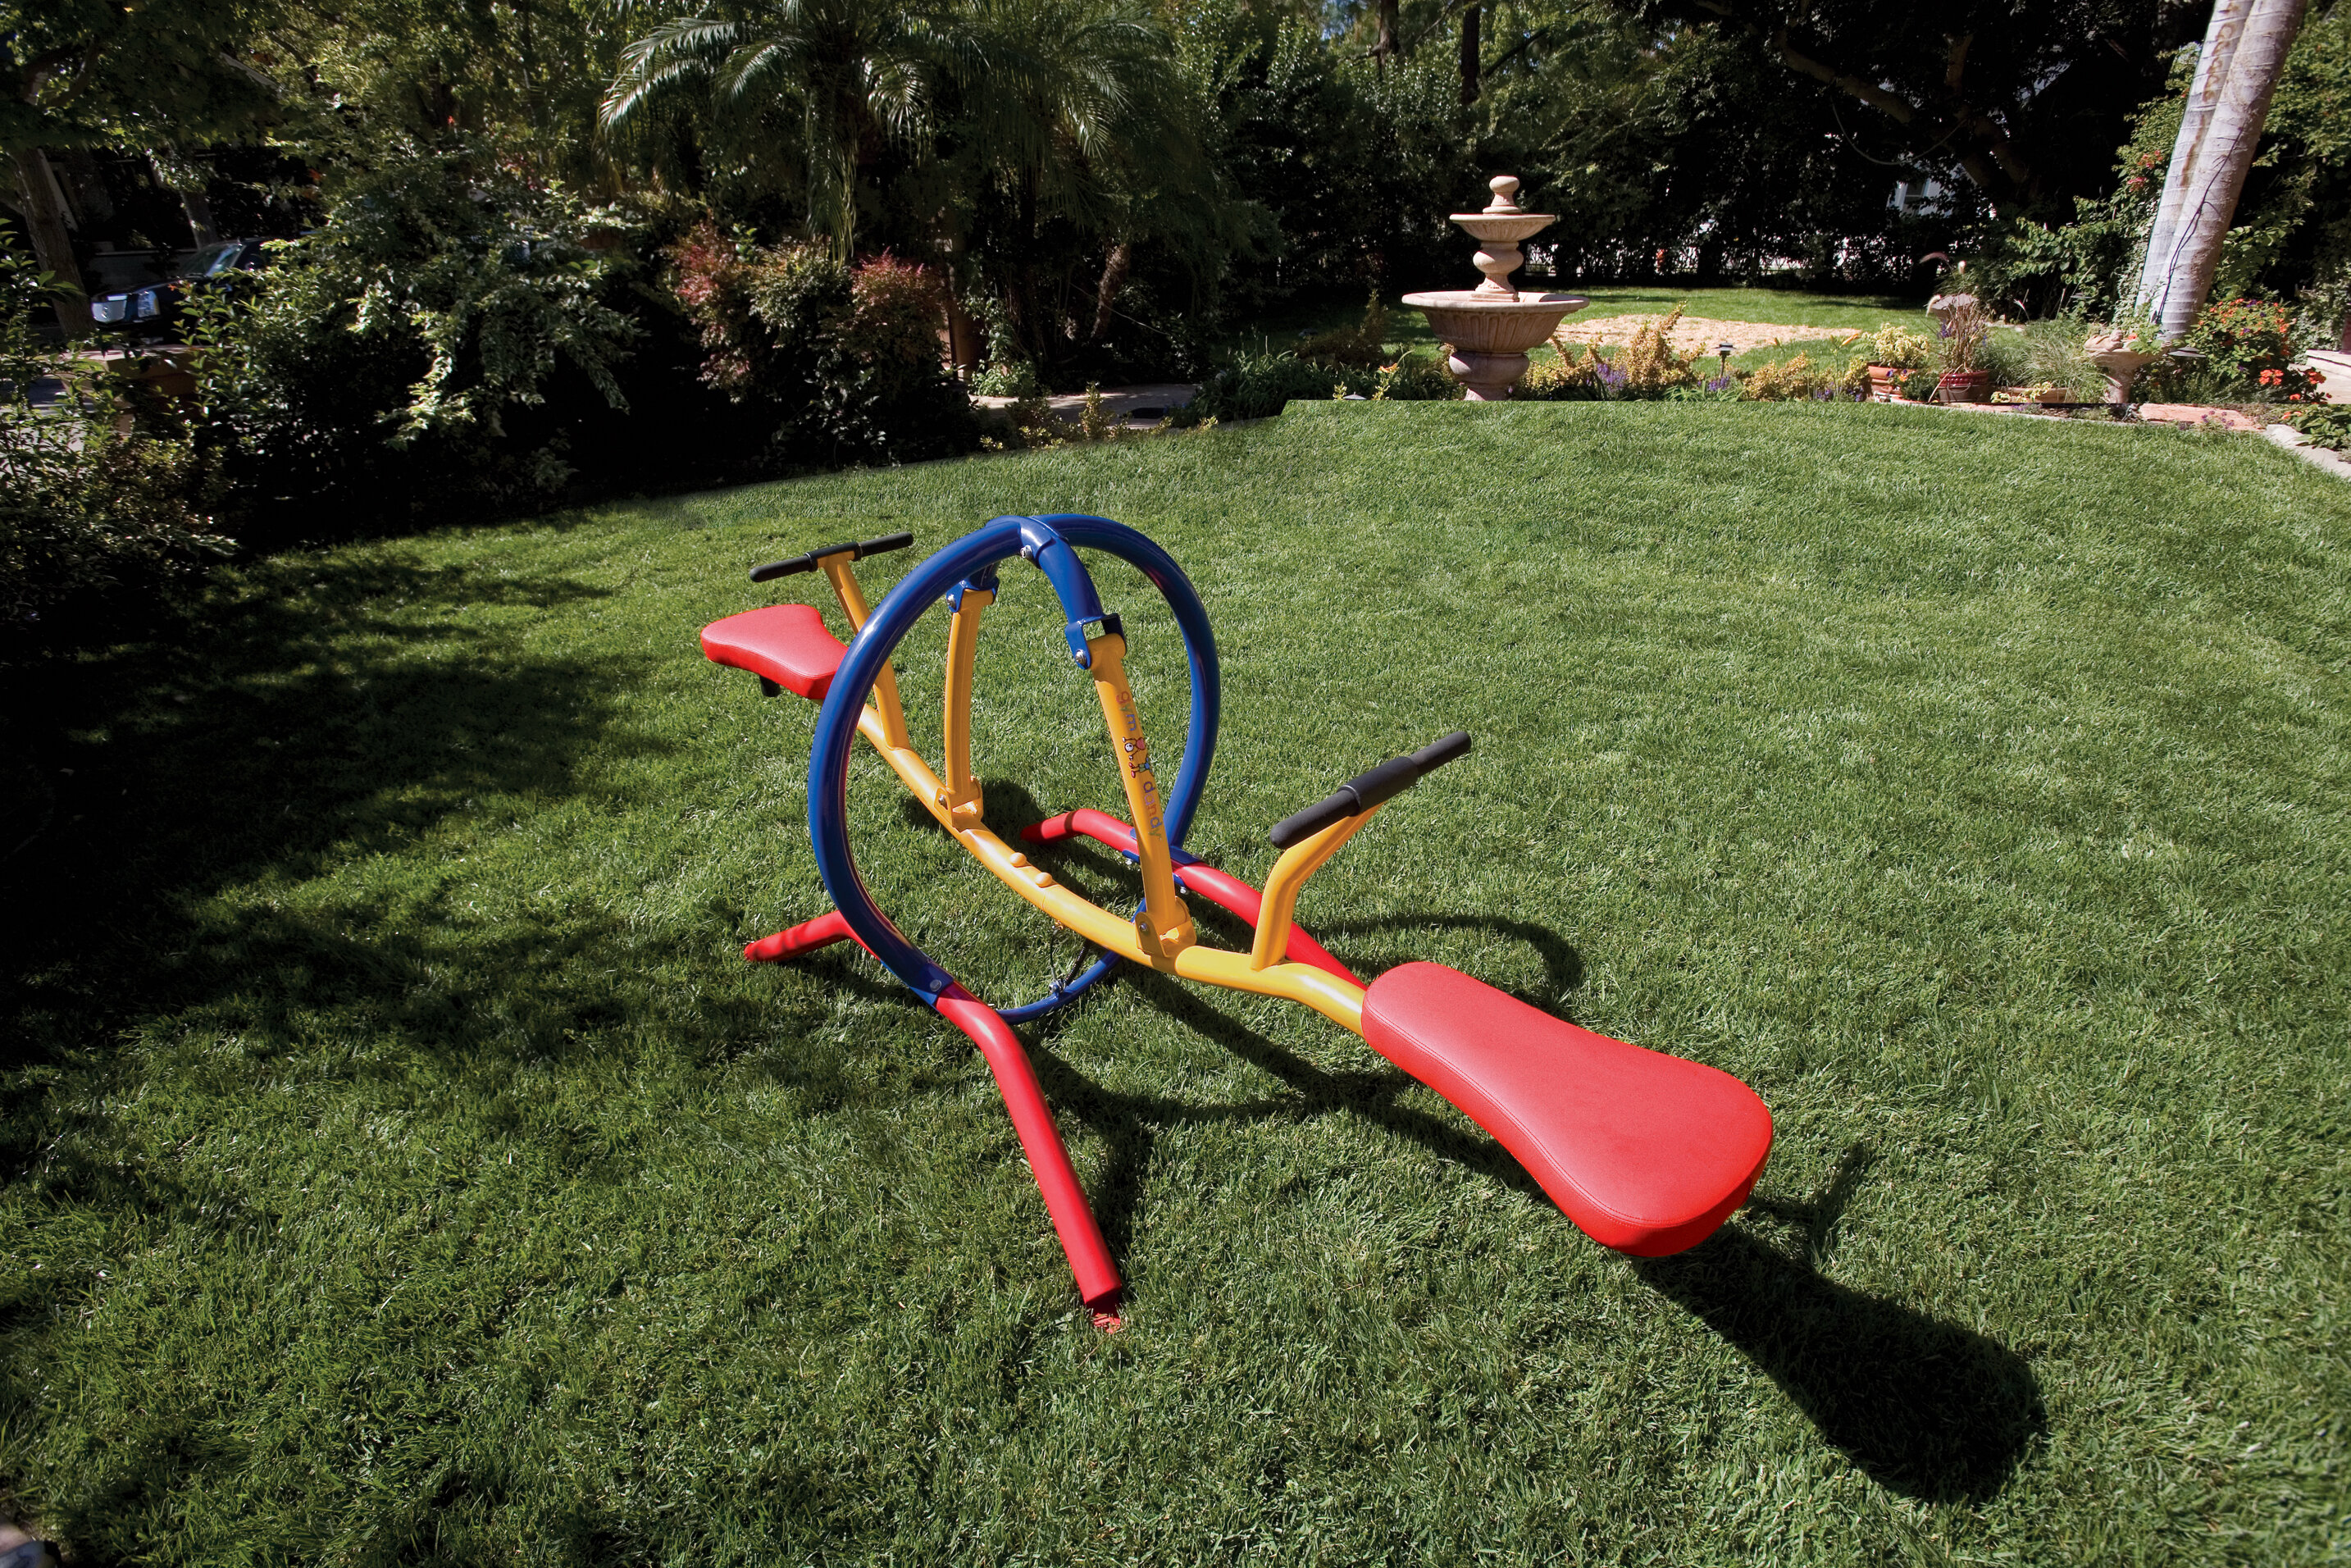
[0, 550, 729, 1164]
[788, 791, 2047, 1502]
[1638, 1210, 2047, 1500]
[1029, 923, 2039, 1504]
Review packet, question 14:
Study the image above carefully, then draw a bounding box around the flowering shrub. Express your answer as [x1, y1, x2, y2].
[2257, 366, 2328, 401]
[2186, 297, 2300, 389]
[1734, 352, 1871, 402]
[1526, 308, 1700, 401]
[1519, 342, 1611, 399]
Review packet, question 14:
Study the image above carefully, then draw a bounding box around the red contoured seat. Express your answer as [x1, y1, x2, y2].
[1360, 962, 1773, 1256]
[700, 604, 847, 700]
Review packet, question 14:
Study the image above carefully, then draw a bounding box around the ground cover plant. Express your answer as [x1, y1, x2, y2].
[2, 403, 2347, 1563]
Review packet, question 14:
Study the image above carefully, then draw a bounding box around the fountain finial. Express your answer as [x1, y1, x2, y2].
[1486, 175, 1523, 214]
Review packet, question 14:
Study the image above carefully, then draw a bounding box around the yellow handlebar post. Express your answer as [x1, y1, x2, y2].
[1250, 808, 1378, 971]
[941, 590, 991, 827]
[818, 549, 913, 750]
[1087, 632, 1195, 959]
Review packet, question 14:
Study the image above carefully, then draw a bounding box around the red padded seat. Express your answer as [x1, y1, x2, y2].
[700, 604, 847, 700]
[1361, 962, 1772, 1256]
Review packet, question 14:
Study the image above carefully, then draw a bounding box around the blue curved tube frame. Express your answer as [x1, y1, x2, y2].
[806, 514, 1222, 1015]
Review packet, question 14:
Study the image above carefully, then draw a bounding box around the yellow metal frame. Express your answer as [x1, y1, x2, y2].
[809, 558, 1374, 1037]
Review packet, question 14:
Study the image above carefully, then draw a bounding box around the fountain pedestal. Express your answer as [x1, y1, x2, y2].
[1401, 176, 1588, 400]
[2084, 332, 2158, 404]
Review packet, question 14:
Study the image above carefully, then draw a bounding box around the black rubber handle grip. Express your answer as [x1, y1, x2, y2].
[1268, 731, 1471, 849]
[749, 531, 916, 584]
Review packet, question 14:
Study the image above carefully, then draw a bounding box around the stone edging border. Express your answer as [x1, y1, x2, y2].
[2262, 423, 2351, 481]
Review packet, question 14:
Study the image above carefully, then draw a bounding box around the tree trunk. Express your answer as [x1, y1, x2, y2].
[1460, 5, 1481, 105]
[1373, 0, 1400, 71]
[10, 147, 90, 337]
[944, 294, 980, 376]
[153, 153, 225, 246]
[2137, 0, 2248, 321]
[2136, 0, 2309, 340]
[1089, 241, 1132, 342]
[180, 185, 224, 247]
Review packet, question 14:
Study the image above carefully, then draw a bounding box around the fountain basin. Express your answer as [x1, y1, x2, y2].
[1403, 289, 1588, 400]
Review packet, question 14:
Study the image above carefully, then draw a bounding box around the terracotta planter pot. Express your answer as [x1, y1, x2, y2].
[1866, 365, 1907, 402]
[1937, 370, 1992, 403]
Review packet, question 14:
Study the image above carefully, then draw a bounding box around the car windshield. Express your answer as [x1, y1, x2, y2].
[183, 244, 244, 280]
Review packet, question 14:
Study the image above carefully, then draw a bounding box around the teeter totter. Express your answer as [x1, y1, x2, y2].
[700, 514, 1772, 1326]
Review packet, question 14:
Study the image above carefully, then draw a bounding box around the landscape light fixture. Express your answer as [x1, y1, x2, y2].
[1716, 341, 1734, 379]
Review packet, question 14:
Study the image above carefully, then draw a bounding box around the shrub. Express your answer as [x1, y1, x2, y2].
[2184, 297, 2299, 388]
[1864, 326, 1934, 369]
[973, 361, 1042, 398]
[1739, 353, 1820, 401]
[1526, 309, 1701, 402]
[667, 225, 976, 466]
[1178, 350, 1455, 422]
[986, 384, 1173, 450]
[1, 253, 230, 646]
[1519, 344, 1611, 400]
[1296, 295, 1392, 368]
[1613, 308, 1702, 395]
[188, 130, 651, 535]
[2282, 405, 2351, 449]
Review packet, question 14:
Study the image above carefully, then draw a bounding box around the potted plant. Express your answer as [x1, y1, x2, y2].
[1864, 326, 1933, 400]
[1933, 296, 1992, 403]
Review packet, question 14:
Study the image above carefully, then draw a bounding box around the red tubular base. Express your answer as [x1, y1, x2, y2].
[936, 983, 1124, 1322]
[745, 909, 873, 964]
[1023, 809, 1360, 985]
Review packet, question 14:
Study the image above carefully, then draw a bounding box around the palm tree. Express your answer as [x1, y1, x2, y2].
[2135, 0, 2312, 340]
[602, 0, 942, 257]
[603, 0, 1237, 376]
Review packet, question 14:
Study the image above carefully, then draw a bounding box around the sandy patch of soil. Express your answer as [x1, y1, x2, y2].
[1549, 314, 1869, 355]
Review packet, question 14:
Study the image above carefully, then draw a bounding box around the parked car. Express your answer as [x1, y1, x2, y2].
[89, 239, 271, 340]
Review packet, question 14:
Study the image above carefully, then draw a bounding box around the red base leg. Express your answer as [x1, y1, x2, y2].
[936, 982, 1124, 1328]
[744, 909, 873, 964]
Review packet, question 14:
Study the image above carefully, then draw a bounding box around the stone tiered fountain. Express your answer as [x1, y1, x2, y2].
[1402, 176, 1589, 400]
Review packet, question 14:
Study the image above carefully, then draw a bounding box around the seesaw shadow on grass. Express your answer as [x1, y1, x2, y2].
[1023, 942, 2041, 1505]
[816, 799, 2048, 1501]
[1637, 1149, 2046, 1503]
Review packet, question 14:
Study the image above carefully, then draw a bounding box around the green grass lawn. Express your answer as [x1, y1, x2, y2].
[5, 403, 2349, 1563]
